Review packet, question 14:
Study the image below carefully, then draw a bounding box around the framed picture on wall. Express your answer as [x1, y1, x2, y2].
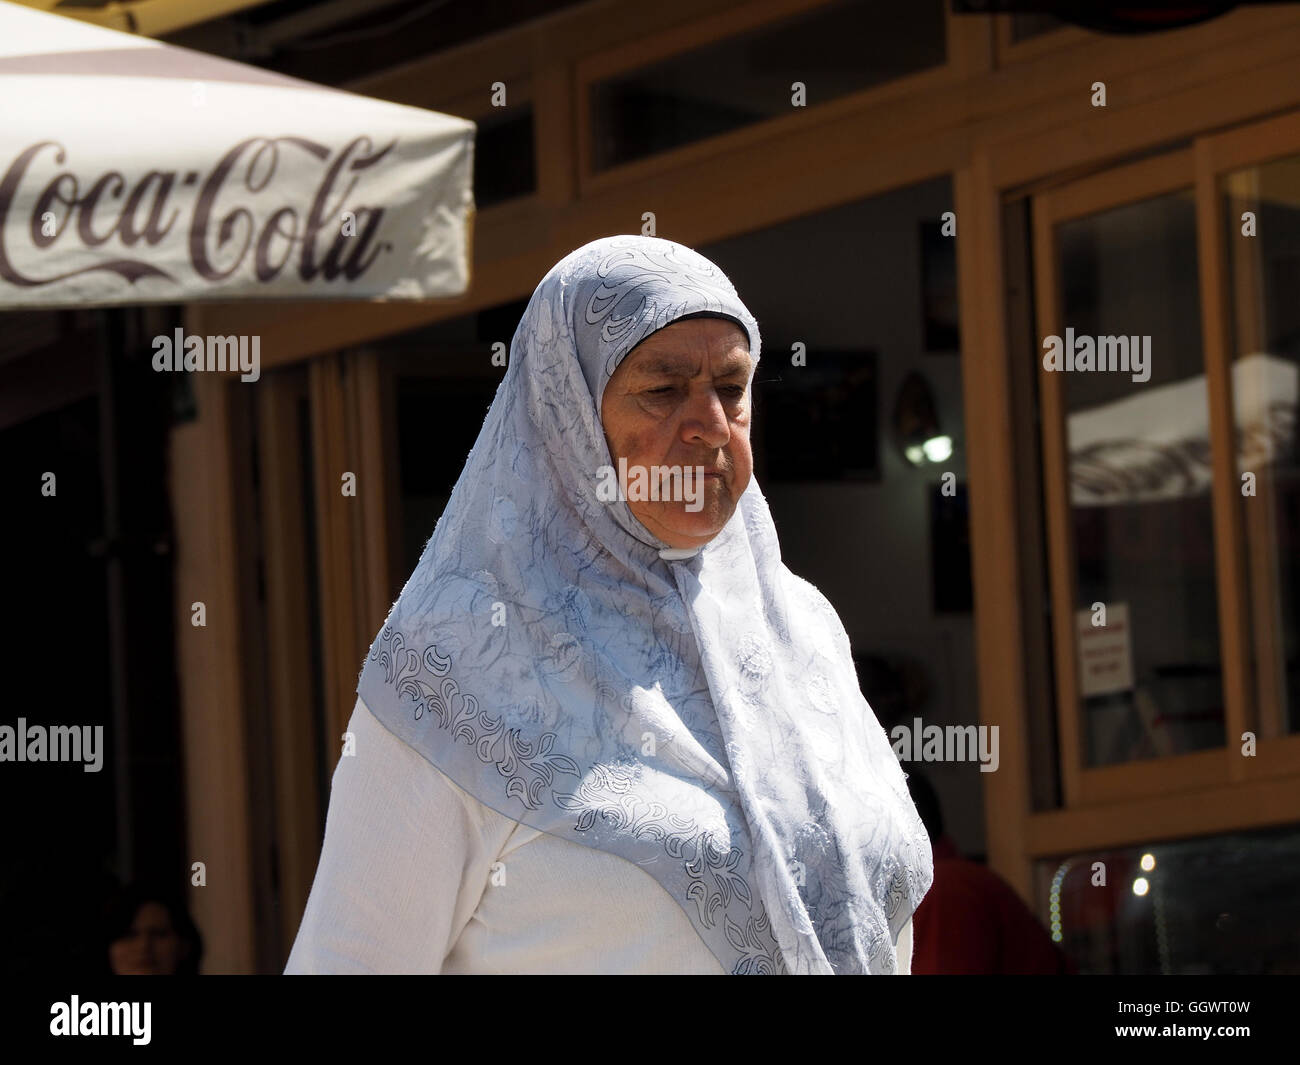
[920, 220, 959, 353]
[756, 349, 879, 482]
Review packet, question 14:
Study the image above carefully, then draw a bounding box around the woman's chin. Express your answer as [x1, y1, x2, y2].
[635, 503, 733, 548]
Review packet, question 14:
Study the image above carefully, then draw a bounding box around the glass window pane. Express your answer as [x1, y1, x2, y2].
[474, 107, 535, 208]
[589, 0, 946, 172]
[1011, 13, 1065, 42]
[1055, 190, 1226, 766]
[1041, 823, 1300, 974]
[1223, 156, 1300, 735]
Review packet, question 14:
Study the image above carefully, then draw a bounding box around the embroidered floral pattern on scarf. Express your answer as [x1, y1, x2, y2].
[357, 234, 933, 974]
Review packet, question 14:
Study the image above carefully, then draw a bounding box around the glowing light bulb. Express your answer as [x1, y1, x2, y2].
[922, 435, 953, 463]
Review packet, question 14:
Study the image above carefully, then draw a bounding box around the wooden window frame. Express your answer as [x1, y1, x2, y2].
[1031, 149, 1235, 809]
[1012, 115, 1300, 869]
[1196, 109, 1300, 778]
[432, 76, 544, 216]
[189, 4, 1300, 363]
[961, 70, 1300, 897]
[574, 0, 981, 198]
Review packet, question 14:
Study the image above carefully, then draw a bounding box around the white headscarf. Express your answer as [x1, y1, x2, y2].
[357, 234, 932, 973]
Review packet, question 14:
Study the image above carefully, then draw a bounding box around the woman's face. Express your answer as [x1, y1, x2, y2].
[109, 901, 186, 975]
[600, 318, 754, 549]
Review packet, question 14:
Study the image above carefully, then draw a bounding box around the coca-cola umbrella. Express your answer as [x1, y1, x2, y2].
[0, 1, 475, 308]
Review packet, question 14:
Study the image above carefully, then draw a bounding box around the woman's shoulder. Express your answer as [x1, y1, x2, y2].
[780, 568, 846, 627]
[350, 695, 522, 838]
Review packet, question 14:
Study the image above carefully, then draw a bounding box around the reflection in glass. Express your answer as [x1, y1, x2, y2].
[1056, 191, 1226, 765]
[1042, 823, 1300, 974]
[1224, 156, 1300, 735]
[589, 0, 945, 172]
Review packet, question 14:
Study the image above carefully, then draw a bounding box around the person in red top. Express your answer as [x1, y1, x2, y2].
[905, 767, 1075, 975]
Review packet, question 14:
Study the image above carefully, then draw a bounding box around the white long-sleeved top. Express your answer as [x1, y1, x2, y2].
[285, 696, 912, 974]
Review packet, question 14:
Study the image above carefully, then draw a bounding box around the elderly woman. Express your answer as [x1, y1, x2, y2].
[286, 235, 933, 975]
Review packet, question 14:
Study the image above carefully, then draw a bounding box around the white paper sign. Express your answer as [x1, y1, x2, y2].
[1075, 601, 1134, 697]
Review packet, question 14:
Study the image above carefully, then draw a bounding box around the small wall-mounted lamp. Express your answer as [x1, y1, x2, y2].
[892, 371, 953, 467]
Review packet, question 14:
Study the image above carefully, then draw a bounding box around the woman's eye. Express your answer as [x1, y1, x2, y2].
[643, 384, 743, 397]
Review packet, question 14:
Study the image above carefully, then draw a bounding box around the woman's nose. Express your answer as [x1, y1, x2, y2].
[680, 389, 730, 446]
